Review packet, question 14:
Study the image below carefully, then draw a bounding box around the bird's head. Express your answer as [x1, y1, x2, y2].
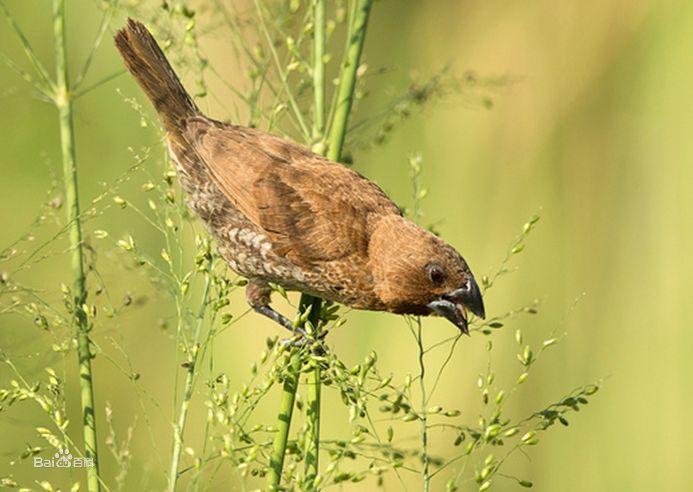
[370, 216, 485, 334]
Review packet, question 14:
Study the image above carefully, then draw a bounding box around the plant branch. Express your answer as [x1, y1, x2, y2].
[0, 0, 55, 94]
[73, 0, 116, 89]
[254, 0, 311, 141]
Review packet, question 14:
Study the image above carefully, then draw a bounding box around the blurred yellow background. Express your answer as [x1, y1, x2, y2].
[1, 0, 692, 490]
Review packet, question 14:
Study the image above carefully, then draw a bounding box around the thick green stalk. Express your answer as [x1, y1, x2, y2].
[268, 1, 374, 488]
[266, 351, 302, 491]
[326, 0, 373, 159]
[53, 0, 100, 490]
[312, 0, 326, 144]
[168, 276, 211, 492]
[304, 1, 327, 487]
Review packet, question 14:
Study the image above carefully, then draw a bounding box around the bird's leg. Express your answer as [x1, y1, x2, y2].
[252, 305, 294, 332]
[246, 280, 307, 340]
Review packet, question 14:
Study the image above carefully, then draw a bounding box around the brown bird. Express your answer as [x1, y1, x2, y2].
[114, 19, 484, 334]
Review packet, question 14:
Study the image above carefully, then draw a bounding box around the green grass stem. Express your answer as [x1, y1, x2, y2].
[167, 275, 212, 492]
[266, 350, 302, 490]
[304, 1, 327, 488]
[326, 0, 373, 158]
[53, 0, 100, 490]
[266, 0, 375, 489]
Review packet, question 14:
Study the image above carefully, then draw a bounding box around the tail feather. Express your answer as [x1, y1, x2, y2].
[114, 18, 198, 131]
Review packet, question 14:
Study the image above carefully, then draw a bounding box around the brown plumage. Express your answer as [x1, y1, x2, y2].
[114, 19, 485, 333]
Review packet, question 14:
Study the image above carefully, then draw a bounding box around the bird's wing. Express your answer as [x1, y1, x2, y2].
[184, 118, 400, 263]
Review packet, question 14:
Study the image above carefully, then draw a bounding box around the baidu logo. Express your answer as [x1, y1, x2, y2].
[33, 448, 94, 468]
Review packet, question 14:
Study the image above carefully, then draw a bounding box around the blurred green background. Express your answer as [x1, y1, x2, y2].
[1, 0, 692, 490]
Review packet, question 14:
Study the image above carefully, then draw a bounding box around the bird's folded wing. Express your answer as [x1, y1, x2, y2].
[184, 118, 400, 263]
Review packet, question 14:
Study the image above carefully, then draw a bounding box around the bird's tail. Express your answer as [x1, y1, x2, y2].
[114, 18, 198, 132]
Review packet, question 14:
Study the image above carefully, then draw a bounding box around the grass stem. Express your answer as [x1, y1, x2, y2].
[326, 0, 373, 158]
[312, 0, 326, 145]
[266, 350, 302, 491]
[302, 295, 323, 489]
[53, 0, 100, 490]
[267, 1, 374, 488]
[416, 319, 430, 492]
[303, 1, 327, 488]
[0, 1, 55, 95]
[167, 275, 212, 492]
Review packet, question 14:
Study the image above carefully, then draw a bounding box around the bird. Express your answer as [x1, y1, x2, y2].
[114, 19, 485, 335]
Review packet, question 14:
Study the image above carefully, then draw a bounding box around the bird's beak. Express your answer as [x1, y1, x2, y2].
[427, 277, 485, 335]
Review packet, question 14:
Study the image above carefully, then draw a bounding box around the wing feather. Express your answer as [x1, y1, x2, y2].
[184, 118, 400, 263]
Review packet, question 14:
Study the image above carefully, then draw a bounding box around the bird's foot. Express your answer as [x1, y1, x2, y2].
[278, 334, 310, 348]
[253, 305, 327, 352]
[278, 324, 327, 348]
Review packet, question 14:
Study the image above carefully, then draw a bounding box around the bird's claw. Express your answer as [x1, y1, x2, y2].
[253, 305, 327, 353]
[279, 328, 327, 350]
[278, 332, 309, 348]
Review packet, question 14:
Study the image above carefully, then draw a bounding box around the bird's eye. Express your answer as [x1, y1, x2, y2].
[426, 264, 446, 285]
